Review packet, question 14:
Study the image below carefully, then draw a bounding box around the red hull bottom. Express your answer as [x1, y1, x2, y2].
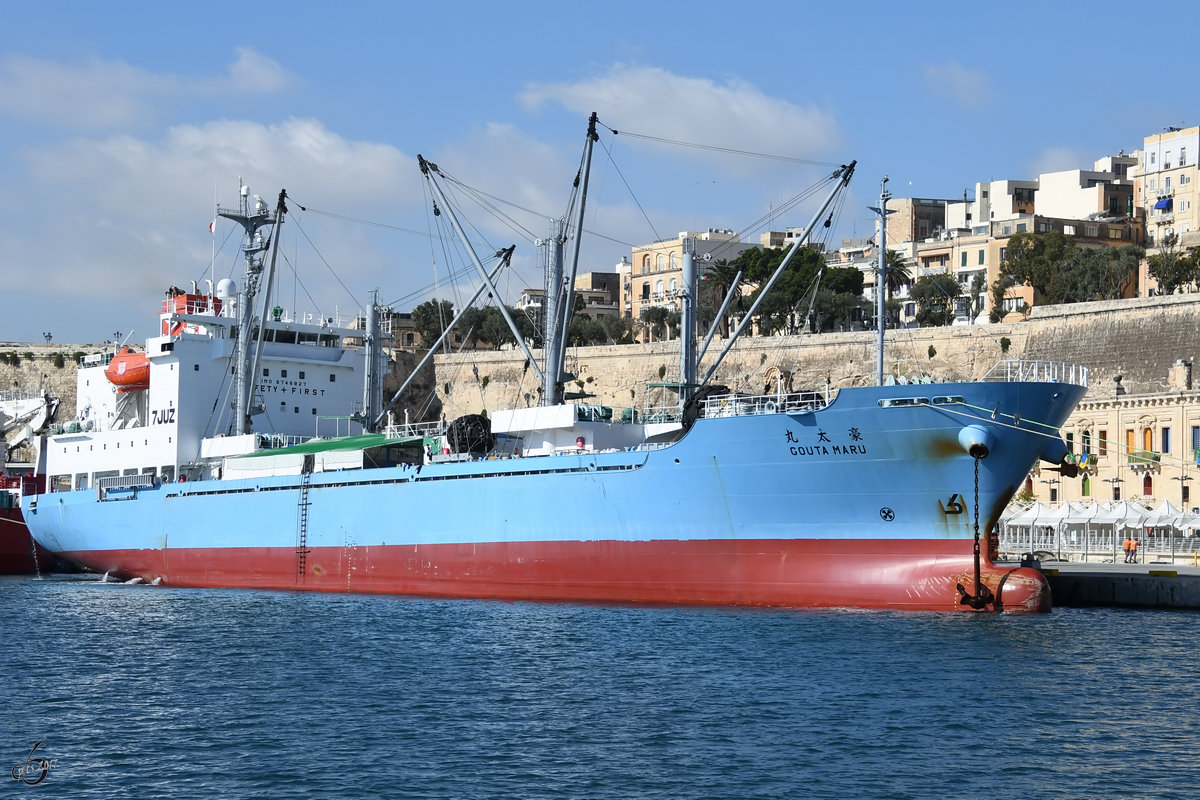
[0, 509, 52, 575]
[60, 537, 1050, 612]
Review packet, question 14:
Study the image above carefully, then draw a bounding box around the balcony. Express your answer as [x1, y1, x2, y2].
[1128, 448, 1161, 472]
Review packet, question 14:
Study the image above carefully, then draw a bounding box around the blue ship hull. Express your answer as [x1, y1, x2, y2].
[24, 377, 1085, 611]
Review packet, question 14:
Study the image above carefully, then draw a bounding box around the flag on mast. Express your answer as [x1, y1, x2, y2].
[209, 219, 216, 234]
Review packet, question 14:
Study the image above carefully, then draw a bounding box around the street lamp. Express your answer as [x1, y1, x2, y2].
[1172, 475, 1191, 508]
[1104, 477, 1123, 501]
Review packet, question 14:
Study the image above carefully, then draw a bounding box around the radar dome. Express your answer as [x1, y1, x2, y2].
[215, 279, 237, 299]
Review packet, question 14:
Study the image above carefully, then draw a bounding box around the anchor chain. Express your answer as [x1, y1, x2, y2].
[958, 455, 996, 610]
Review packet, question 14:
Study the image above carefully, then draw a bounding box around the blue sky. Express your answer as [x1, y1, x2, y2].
[1, 1, 1194, 343]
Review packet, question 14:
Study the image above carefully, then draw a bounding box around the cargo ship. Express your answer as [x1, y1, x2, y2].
[24, 117, 1087, 610]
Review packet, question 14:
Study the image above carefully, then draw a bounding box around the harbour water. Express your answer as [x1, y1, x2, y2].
[3, 574, 1199, 799]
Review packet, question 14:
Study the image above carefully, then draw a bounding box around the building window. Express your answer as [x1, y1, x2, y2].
[655, 280, 664, 297]
[1163, 427, 1171, 454]
[978, 249, 985, 265]
[1181, 147, 1187, 167]
[656, 254, 664, 271]
[1016, 223, 1027, 233]
[669, 278, 678, 293]
[1143, 427, 1153, 451]
[961, 252, 967, 267]
[1063, 225, 1076, 236]
[299, 371, 305, 380]
[1192, 425, 1200, 459]
[1099, 429, 1108, 456]
[1085, 225, 1099, 237]
[1151, 152, 1156, 166]
[1109, 229, 1124, 240]
[641, 282, 650, 300]
[281, 369, 288, 378]
[1082, 430, 1091, 455]
[1144, 474, 1153, 496]
[670, 252, 678, 269]
[263, 368, 270, 376]
[1066, 432, 1074, 453]
[1081, 475, 1090, 497]
[1165, 176, 1172, 190]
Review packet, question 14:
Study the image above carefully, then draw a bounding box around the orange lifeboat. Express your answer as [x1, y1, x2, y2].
[105, 349, 150, 393]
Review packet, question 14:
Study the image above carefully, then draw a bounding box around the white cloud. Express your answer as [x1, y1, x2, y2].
[224, 47, 290, 93]
[519, 65, 841, 174]
[0, 48, 291, 130]
[1026, 146, 1088, 178]
[921, 62, 991, 108]
[3, 117, 423, 341]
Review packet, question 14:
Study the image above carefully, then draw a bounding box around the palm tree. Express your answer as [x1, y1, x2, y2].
[882, 250, 912, 327]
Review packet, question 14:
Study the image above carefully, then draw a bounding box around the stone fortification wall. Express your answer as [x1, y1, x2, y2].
[1023, 294, 1200, 399]
[434, 294, 1200, 417]
[434, 324, 1029, 418]
[5, 293, 1198, 428]
[0, 342, 102, 424]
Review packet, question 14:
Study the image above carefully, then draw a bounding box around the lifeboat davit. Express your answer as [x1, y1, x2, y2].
[105, 349, 150, 393]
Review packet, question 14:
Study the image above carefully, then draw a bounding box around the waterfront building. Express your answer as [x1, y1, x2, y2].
[1028, 360, 1199, 511]
[622, 230, 758, 341]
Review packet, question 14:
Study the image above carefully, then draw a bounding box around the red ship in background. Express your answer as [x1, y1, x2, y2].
[1, 389, 59, 573]
[1, 474, 53, 573]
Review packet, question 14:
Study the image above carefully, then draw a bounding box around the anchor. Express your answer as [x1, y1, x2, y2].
[957, 455, 997, 610]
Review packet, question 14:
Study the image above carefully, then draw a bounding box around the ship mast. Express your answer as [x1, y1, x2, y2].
[216, 181, 282, 436]
[541, 112, 599, 406]
[869, 176, 892, 386]
[699, 161, 856, 387]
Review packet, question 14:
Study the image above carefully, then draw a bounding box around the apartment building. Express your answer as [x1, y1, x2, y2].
[1133, 126, 1200, 249]
[621, 229, 758, 329]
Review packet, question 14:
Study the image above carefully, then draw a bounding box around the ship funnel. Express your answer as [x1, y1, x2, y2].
[958, 425, 994, 459]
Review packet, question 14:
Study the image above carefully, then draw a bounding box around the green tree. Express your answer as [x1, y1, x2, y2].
[1147, 234, 1199, 295]
[480, 306, 518, 350]
[411, 299, 455, 349]
[1054, 245, 1144, 302]
[697, 260, 743, 339]
[640, 306, 670, 342]
[999, 230, 1074, 301]
[910, 273, 960, 327]
[883, 250, 913, 301]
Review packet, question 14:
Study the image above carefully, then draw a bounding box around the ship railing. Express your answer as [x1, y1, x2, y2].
[256, 433, 311, 450]
[383, 419, 444, 440]
[96, 473, 156, 501]
[981, 360, 1089, 387]
[700, 390, 828, 418]
[0, 388, 45, 403]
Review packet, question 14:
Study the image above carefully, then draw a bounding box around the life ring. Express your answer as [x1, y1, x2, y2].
[764, 400, 778, 414]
